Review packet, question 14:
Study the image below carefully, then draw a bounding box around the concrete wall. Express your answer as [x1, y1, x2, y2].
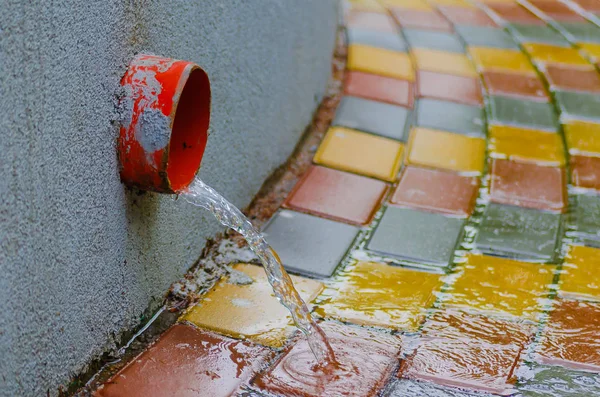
[0, 1, 338, 395]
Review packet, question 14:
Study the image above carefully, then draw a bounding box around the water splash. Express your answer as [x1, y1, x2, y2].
[182, 177, 336, 366]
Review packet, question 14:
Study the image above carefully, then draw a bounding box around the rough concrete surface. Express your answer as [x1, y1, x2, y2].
[0, 1, 338, 395]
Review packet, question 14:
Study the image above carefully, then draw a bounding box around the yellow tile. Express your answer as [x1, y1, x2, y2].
[347, 0, 387, 12]
[180, 263, 324, 348]
[406, 127, 486, 174]
[564, 120, 600, 156]
[314, 127, 404, 182]
[348, 44, 415, 81]
[428, 0, 476, 7]
[468, 46, 537, 75]
[447, 254, 556, 319]
[560, 245, 600, 301]
[380, 0, 433, 10]
[411, 48, 478, 77]
[523, 43, 592, 68]
[489, 125, 566, 166]
[578, 42, 600, 64]
[314, 261, 443, 331]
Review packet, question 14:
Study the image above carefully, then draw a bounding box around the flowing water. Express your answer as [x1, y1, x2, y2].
[182, 177, 336, 366]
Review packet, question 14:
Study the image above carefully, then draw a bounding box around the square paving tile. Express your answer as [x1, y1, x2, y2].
[314, 127, 404, 182]
[538, 299, 600, 371]
[487, 95, 559, 132]
[523, 43, 591, 68]
[262, 210, 359, 277]
[557, 22, 600, 43]
[416, 70, 483, 106]
[390, 166, 480, 216]
[568, 0, 600, 13]
[573, 194, 600, 244]
[416, 98, 485, 137]
[333, 96, 412, 141]
[367, 206, 465, 266]
[486, 3, 544, 24]
[346, 11, 398, 33]
[385, 379, 496, 396]
[489, 125, 565, 166]
[528, 0, 587, 22]
[579, 42, 600, 64]
[390, 9, 454, 32]
[412, 48, 477, 77]
[571, 155, 600, 190]
[559, 245, 600, 300]
[468, 47, 537, 75]
[347, 28, 408, 52]
[348, 0, 387, 12]
[475, 203, 562, 261]
[564, 120, 600, 156]
[406, 127, 486, 174]
[348, 44, 415, 81]
[446, 254, 556, 319]
[429, 0, 476, 8]
[555, 90, 600, 123]
[490, 159, 567, 212]
[482, 71, 549, 102]
[508, 23, 571, 46]
[315, 261, 443, 330]
[400, 311, 535, 395]
[403, 29, 465, 53]
[382, 0, 434, 10]
[439, 6, 498, 26]
[518, 364, 600, 397]
[181, 263, 324, 347]
[96, 324, 273, 397]
[455, 26, 519, 49]
[284, 165, 388, 226]
[545, 65, 600, 93]
[254, 321, 401, 397]
[344, 71, 414, 107]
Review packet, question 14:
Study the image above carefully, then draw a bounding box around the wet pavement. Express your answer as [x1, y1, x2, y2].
[95, 0, 600, 395]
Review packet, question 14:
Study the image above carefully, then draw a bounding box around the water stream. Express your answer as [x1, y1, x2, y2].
[182, 177, 337, 366]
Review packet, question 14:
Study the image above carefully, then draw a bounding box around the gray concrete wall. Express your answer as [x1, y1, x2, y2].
[0, 1, 338, 395]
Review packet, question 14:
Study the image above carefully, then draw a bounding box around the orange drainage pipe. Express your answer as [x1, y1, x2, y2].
[118, 54, 211, 193]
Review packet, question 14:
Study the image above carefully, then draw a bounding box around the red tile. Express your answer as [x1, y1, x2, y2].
[390, 166, 480, 216]
[482, 71, 550, 102]
[390, 9, 454, 32]
[490, 159, 567, 212]
[400, 311, 534, 395]
[487, 3, 545, 25]
[96, 324, 273, 397]
[347, 11, 398, 33]
[544, 65, 600, 93]
[538, 299, 600, 371]
[416, 70, 483, 106]
[254, 321, 401, 397]
[284, 165, 389, 225]
[570, 0, 600, 13]
[344, 71, 414, 108]
[438, 6, 498, 27]
[529, 0, 587, 22]
[571, 155, 600, 191]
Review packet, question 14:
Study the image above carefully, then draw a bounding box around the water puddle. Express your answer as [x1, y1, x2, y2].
[182, 177, 336, 366]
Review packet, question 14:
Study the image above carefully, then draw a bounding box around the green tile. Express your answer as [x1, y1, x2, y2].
[555, 90, 600, 123]
[518, 364, 600, 396]
[507, 24, 571, 47]
[574, 194, 600, 245]
[367, 206, 464, 267]
[475, 203, 562, 262]
[487, 95, 558, 132]
[416, 98, 485, 137]
[403, 29, 465, 53]
[556, 22, 600, 44]
[347, 28, 408, 52]
[455, 26, 519, 49]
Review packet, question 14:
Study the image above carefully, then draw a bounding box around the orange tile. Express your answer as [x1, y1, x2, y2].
[523, 43, 592, 68]
[314, 127, 404, 182]
[559, 245, 600, 301]
[411, 49, 478, 78]
[428, 0, 476, 7]
[406, 127, 486, 174]
[469, 47, 537, 75]
[348, 44, 415, 81]
[180, 264, 323, 348]
[564, 120, 600, 156]
[488, 125, 566, 166]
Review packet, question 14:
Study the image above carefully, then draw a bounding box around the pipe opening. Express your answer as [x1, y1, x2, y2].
[166, 68, 211, 192]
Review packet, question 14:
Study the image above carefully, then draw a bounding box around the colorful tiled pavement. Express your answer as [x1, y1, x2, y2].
[98, 0, 600, 395]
